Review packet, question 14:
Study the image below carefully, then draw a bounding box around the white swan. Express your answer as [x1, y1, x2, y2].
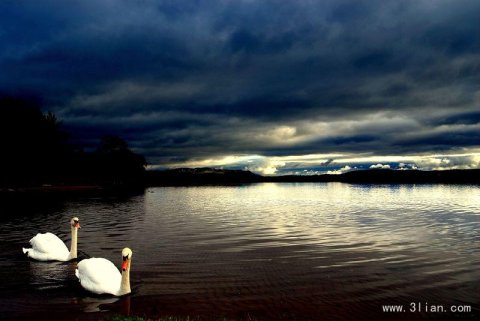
[22, 217, 80, 261]
[75, 248, 132, 296]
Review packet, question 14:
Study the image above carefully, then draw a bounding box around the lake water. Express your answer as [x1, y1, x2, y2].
[0, 183, 479, 320]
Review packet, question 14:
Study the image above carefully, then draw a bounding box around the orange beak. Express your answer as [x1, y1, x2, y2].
[74, 223, 81, 229]
[121, 260, 129, 271]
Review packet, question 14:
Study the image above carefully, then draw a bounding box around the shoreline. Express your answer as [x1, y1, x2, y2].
[1, 168, 479, 195]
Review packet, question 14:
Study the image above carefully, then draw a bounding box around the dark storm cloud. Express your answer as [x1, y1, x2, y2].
[394, 128, 480, 150]
[1, 0, 479, 167]
[430, 111, 480, 126]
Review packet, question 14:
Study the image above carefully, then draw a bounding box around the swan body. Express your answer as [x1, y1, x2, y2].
[22, 217, 80, 262]
[76, 248, 132, 296]
[76, 258, 122, 295]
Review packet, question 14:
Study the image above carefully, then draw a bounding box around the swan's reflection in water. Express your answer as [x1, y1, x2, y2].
[76, 295, 131, 315]
[80, 297, 119, 312]
[28, 260, 77, 291]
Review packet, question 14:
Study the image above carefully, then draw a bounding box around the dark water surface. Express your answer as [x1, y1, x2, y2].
[0, 183, 479, 320]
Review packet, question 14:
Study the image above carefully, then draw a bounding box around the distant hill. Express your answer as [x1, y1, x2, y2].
[338, 168, 480, 184]
[145, 168, 263, 185]
[146, 168, 480, 185]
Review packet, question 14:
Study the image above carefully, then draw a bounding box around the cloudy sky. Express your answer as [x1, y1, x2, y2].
[1, 0, 479, 175]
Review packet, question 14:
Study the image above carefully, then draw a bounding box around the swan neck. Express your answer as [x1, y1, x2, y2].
[69, 226, 78, 259]
[120, 259, 131, 295]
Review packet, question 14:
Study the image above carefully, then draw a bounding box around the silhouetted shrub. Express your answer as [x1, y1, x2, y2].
[0, 97, 145, 187]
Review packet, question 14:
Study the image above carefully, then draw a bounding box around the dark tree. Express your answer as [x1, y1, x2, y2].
[92, 135, 146, 186]
[0, 97, 70, 186]
[0, 97, 146, 187]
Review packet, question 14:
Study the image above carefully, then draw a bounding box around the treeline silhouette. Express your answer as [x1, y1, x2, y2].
[0, 97, 146, 188]
[267, 168, 480, 184]
[147, 168, 480, 185]
[145, 168, 263, 186]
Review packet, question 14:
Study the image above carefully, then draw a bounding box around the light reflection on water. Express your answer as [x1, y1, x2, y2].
[0, 183, 479, 320]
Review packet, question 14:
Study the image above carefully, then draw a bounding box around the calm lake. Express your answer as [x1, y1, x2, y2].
[0, 183, 479, 320]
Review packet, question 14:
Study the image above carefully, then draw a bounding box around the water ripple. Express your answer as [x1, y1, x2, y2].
[0, 183, 479, 320]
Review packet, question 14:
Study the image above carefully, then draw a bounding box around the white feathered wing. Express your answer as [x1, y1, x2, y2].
[75, 258, 122, 295]
[22, 232, 70, 261]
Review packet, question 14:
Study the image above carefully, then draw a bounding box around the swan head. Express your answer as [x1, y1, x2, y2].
[121, 247, 133, 271]
[70, 217, 81, 229]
